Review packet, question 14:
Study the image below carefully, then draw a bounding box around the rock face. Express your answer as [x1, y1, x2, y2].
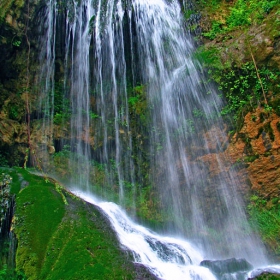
[0, 173, 14, 233]
[188, 106, 280, 206]
[0, 172, 15, 269]
[195, 0, 280, 201]
[200, 0, 280, 69]
[228, 107, 280, 199]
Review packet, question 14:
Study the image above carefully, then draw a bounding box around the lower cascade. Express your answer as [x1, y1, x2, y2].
[73, 190, 280, 280]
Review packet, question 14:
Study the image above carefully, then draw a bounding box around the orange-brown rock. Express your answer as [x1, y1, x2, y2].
[248, 155, 280, 196]
[227, 107, 280, 198]
[190, 107, 280, 200]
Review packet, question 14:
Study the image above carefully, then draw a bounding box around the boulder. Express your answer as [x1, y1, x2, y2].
[200, 258, 253, 279]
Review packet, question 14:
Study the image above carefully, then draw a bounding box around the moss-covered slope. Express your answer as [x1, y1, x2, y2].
[1, 168, 155, 280]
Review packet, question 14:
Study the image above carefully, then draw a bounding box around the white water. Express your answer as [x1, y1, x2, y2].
[72, 190, 217, 280]
[72, 190, 280, 280]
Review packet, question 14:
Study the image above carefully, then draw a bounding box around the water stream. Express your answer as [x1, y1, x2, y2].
[72, 190, 219, 280]
[36, 0, 275, 276]
[72, 190, 280, 280]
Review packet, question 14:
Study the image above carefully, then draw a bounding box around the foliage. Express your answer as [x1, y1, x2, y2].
[0, 0, 24, 19]
[221, 64, 279, 120]
[201, 0, 280, 39]
[53, 144, 71, 159]
[137, 185, 166, 228]
[0, 154, 9, 167]
[196, 44, 280, 123]
[203, 21, 224, 40]
[226, 0, 251, 28]
[90, 112, 100, 119]
[0, 265, 26, 280]
[3, 93, 26, 121]
[128, 84, 148, 122]
[53, 83, 71, 125]
[248, 194, 280, 257]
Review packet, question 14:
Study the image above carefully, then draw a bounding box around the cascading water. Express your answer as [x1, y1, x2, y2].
[128, 0, 267, 264]
[73, 190, 218, 280]
[72, 190, 280, 280]
[36, 0, 274, 277]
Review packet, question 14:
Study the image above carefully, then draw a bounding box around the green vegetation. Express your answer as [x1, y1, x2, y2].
[195, 45, 280, 122]
[51, 145, 165, 228]
[192, 0, 280, 129]
[0, 0, 24, 20]
[53, 83, 71, 125]
[254, 274, 280, 280]
[201, 0, 280, 39]
[0, 265, 26, 280]
[248, 194, 280, 258]
[0, 168, 142, 279]
[128, 84, 148, 123]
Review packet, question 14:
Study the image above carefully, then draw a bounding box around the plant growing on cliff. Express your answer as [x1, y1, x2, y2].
[201, 0, 280, 39]
[128, 84, 148, 122]
[195, 42, 280, 123]
[248, 194, 280, 257]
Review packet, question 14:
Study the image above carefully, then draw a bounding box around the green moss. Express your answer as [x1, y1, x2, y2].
[14, 171, 65, 279]
[255, 273, 280, 279]
[128, 84, 148, 122]
[8, 168, 138, 279]
[39, 195, 135, 280]
[244, 154, 259, 162]
[248, 194, 280, 258]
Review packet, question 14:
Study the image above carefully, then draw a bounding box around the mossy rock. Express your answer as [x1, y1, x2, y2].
[0, 167, 153, 279]
[251, 273, 280, 280]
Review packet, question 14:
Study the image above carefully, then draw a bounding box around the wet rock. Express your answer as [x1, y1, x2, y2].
[133, 263, 162, 280]
[0, 173, 14, 235]
[229, 108, 280, 198]
[221, 271, 248, 280]
[200, 258, 253, 279]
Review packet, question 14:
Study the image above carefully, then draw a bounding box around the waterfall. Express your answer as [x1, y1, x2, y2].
[73, 190, 218, 280]
[73, 190, 280, 280]
[36, 0, 270, 273]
